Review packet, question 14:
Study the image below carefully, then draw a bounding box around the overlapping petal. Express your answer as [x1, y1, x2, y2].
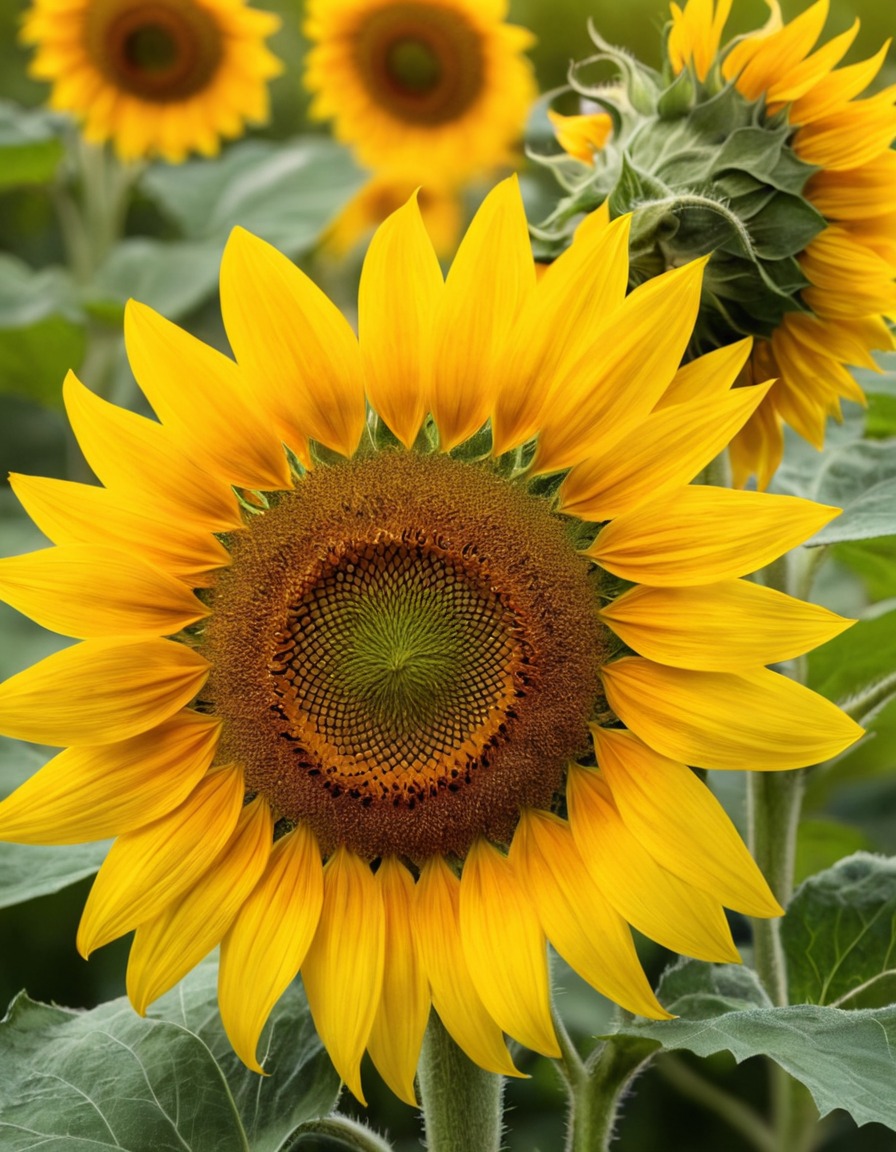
[602, 658, 864, 770]
[219, 823, 324, 1073]
[302, 847, 385, 1105]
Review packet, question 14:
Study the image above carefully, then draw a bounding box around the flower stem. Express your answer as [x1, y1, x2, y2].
[747, 768, 804, 1006]
[417, 1013, 504, 1152]
[283, 1115, 395, 1151]
[554, 1012, 657, 1152]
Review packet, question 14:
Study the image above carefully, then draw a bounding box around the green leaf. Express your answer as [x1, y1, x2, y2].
[140, 137, 365, 255]
[783, 853, 896, 1010]
[0, 101, 64, 188]
[0, 838, 109, 912]
[810, 478, 896, 546]
[0, 993, 250, 1150]
[150, 959, 341, 1152]
[0, 255, 85, 406]
[834, 537, 896, 601]
[89, 238, 224, 322]
[807, 605, 896, 705]
[621, 959, 896, 1131]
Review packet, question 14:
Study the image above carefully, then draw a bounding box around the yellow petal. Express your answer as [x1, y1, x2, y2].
[599, 579, 853, 669]
[301, 848, 384, 1105]
[9, 473, 230, 585]
[0, 544, 208, 639]
[587, 488, 839, 585]
[367, 857, 430, 1106]
[125, 300, 291, 492]
[459, 839, 559, 1057]
[0, 638, 209, 746]
[560, 384, 771, 521]
[548, 108, 613, 163]
[601, 658, 864, 770]
[220, 227, 365, 457]
[725, 0, 829, 102]
[127, 797, 273, 1013]
[590, 728, 781, 917]
[0, 710, 219, 844]
[566, 768, 739, 962]
[359, 193, 443, 448]
[654, 339, 754, 409]
[77, 764, 245, 956]
[533, 258, 708, 474]
[430, 177, 535, 450]
[511, 810, 669, 1019]
[219, 823, 324, 1073]
[492, 215, 632, 454]
[414, 857, 520, 1077]
[63, 372, 242, 530]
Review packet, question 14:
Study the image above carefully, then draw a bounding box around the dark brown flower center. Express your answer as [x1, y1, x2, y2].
[203, 452, 606, 860]
[350, 2, 485, 126]
[86, 0, 223, 102]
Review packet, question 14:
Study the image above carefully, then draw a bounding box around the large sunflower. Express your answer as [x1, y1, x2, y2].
[304, 0, 536, 251]
[0, 180, 861, 1105]
[545, 0, 896, 488]
[21, 0, 282, 163]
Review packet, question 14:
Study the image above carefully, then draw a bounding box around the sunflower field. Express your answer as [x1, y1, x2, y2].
[0, 1, 895, 1150]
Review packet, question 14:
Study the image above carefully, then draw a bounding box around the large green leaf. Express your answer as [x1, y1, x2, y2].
[150, 959, 341, 1152]
[0, 958, 341, 1152]
[0, 994, 249, 1150]
[0, 102, 64, 189]
[782, 853, 896, 1010]
[140, 137, 365, 255]
[620, 959, 896, 1131]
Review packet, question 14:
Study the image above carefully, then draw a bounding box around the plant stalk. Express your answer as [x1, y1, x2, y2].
[417, 1013, 504, 1152]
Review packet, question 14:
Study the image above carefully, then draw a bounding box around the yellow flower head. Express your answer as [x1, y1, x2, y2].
[21, 0, 283, 163]
[0, 180, 861, 1105]
[547, 0, 896, 488]
[303, 0, 536, 250]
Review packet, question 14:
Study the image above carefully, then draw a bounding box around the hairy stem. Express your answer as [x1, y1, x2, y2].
[417, 1013, 504, 1152]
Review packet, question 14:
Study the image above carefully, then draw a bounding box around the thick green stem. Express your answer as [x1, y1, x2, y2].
[747, 768, 805, 1006]
[417, 1013, 504, 1152]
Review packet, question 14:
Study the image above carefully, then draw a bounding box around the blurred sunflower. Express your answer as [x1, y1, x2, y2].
[21, 0, 282, 162]
[0, 180, 860, 1105]
[544, 0, 896, 487]
[303, 0, 536, 253]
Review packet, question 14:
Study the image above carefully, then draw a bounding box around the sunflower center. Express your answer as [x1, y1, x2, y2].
[85, 0, 223, 102]
[385, 39, 442, 93]
[351, 3, 485, 126]
[204, 453, 606, 861]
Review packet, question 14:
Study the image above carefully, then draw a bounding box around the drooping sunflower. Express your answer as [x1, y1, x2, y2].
[21, 0, 282, 163]
[0, 180, 861, 1105]
[303, 0, 536, 252]
[543, 0, 896, 488]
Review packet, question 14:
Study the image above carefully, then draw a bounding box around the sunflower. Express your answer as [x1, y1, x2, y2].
[303, 0, 536, 250]
[21, 0, 282, 163]
[0, 180, 861, 1105]
[545, 0, 896, 488]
